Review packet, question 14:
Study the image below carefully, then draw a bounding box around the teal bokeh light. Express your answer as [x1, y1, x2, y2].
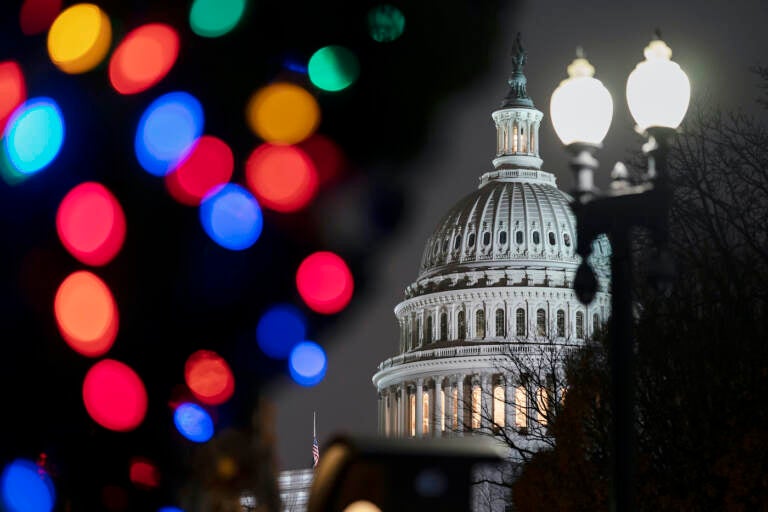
[367, 5, 405, 42]
[1, 97, 64, 182]
[189, 0, 247, 38]
[308, 46, 360, 92]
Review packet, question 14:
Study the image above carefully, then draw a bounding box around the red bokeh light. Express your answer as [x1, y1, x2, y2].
[184, 350, 235, 405]
[56, 182, 126, 266]
[298, 134, 345, 186]
[109, 23, 179, 95]
[129, 457, 160, 489]
[0, 61, 26, 134]
[19, 0, 62, 35]
[296, 251, 354, 314]
[83, 359, 147, 432]
[165, 135, 233, 206]
[54, 271, 119, 357]
[245, 143, 318, 212]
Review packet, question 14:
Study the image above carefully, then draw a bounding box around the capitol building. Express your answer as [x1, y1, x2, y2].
[371, 41, 611, 507]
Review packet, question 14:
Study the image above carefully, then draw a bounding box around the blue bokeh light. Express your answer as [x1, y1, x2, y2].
[289, 341, 327, 387]
[2, 97, 64, 178]
[1, 459, 56, 512]
[256, 304, 307, 359]
[135, 92, 204, 176]
[199, 184, 263, 250]
[158, 507, 184, 512]
[174, 403, 214, 443]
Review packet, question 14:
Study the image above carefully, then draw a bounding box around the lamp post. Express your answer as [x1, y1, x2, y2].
[549, 35, 690, 512]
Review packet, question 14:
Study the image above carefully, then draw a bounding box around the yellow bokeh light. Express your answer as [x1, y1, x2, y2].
[47, 3, 112, 74]
[246, 83, 320, 144]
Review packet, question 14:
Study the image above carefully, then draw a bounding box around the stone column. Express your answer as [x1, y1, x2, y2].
[445, 378, 454, 436]
[481, 374, 491, 432]
[505, 378, 514, 432]
[398, 385, 405, 437]
[377, 392, 383, 435]
[415, 378, 424, 438]
[456, 375, 465, 436]
[435, 376, 444, 436]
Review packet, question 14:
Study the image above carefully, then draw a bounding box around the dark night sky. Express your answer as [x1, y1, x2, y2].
[273, 0, 768, 469]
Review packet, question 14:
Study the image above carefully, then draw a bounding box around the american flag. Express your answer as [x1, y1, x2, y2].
[312, 436, 320, 469]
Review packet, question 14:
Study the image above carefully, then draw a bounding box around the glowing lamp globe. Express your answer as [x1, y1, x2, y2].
[549, 55, 613, 146]
[626, 38, 690, 131]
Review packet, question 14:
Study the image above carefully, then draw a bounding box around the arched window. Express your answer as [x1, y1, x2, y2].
[499, 231, 507, 245]
[576, 311, 584, 339]
[532, 231, 540, 244]
[457, 310, 466, 340]
[495, 308, 505, 337]
[426, 316, 433, 343]
[516, 308, 526, 337]
[593, 313, 600, 334]
[471, 384, 481, 429]
[548, 232, 556, 245]
[536, 309, 546, 336]
[563, 233, 571, 247]
[468, 233, 475, 247]
[475, 309, 485, 338]
[454, 235, 462, 250]
[440, 312, 448, 341]
[557, 309, 565, 337]
[493, 384, 505, 429]
[483, 232, 491, 246]
[516, 231, 524, 244]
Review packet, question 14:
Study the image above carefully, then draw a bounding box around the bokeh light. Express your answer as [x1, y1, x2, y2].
[256, 304, 307, 359]
[135, 91, 204, 176]
[184, 350, 235, 405]
[189, 0, 246, 38]
[47, 3, 112, 74]
[165, 135, 233, 206]
[54, 271, 118, 357]
[20, 0, 62, 35]
[1, 97, 64, 179]
[296, 251, 354, 314]
[308, 46, 360, 92]
[83, 359, 148, 432]
[158, 508, 184, 512]
[1, 459, 55, 512]
[174, 403, 214, 443]
[109, 24, 179, 95]
[199, 184, 262, 251]
[245, 143, 318, 212]
[0, 61, 26, 134]
[56, 182, 126, 266]
[299, 133, 345, 186]
[246, 83, 319, 144]
[367, 5, 405, 42]
[129, 458, 160, 489]
[289, 341, 327, 387]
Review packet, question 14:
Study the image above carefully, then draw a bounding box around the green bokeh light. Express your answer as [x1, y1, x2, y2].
[308, 46, 360, 92]
[367, 5, 405, 43]
[189, 0, 247, 38]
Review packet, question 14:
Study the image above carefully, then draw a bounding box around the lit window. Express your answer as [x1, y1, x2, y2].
[512, 125, 518, 152]
[516, 231, 523, 244]
[499, 231, 507, 245]
[451, 386, 459, 431]
[440, 388, 445, 432]
[548, 232, 556, 245]
[475, 310, 485, 338]
[457, 310, 466, 340]
[423, 391, 430, 434]
[514, 386, 527, 428]
[536, 309, 546, 336]
[426, 316, 433, 343]
[537, 388, 549, 426]
[471, 384, 481, 430]
[493, 384, 505, 428]
[576, 311, 584, 339]
[532, 231, 540, 244]
[516, 308, 526, 337]
[495, 308, 505, 337]
[454, 235, 461, 250]
[557, 310, 565, 337]
[409, 393, 416, 437]
[439, 312, 447, 341]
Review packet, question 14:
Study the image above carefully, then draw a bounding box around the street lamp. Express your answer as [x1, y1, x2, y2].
[550, 34, 690, 512]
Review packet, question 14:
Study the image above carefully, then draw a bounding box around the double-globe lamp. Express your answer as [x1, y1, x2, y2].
[549, 35, 691, 194]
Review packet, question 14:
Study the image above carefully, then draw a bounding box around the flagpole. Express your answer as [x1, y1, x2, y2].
[313, 411, 316, 439]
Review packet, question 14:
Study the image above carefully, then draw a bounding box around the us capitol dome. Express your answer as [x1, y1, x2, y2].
[372, 39, 611, 455]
